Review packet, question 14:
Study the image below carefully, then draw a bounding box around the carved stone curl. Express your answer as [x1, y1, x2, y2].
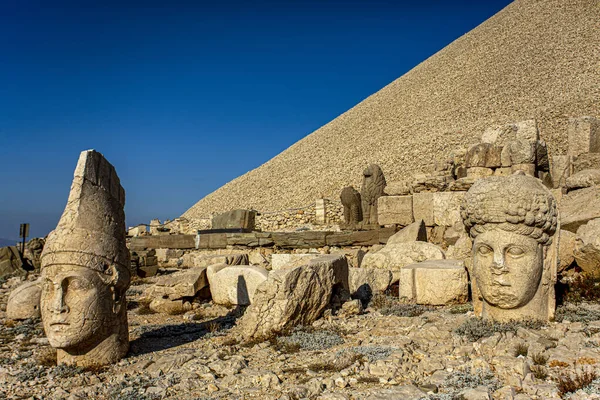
[340, 186, 362, 228]
[360, 164, 386, 226]
[461, 172, 558, 322]
[40, 150, 130, 367]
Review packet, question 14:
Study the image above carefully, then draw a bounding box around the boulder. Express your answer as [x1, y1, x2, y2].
[398, 260, 468, 305]
[237, 254, 349, 340]
[6, 280, 41, 320]
[565, 169, 600, 190]
[348, 267, 393, 301]
[558, 230, 577, 273]
[574, 219, 600, 276]
[271, 253, 320, 271]
[361, 242, 445, 271]
[560, 186, 600, 232]
[145, 267, 208, 300]
[206, 264, 269, 306]
[386, 220, 427, 245]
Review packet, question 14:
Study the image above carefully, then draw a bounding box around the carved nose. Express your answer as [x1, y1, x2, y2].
[491, 252, 507, 274]
[52, 287, 69, 314]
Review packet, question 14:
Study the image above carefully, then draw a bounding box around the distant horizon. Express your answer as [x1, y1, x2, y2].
[0, 0, 513, 240]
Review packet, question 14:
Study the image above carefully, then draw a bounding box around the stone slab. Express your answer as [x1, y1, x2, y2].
[146, 267, 208, 300]
[560, 186, 600, 232]
[412, 192, 434, 227]
[130, 235, 196, 250]
[568, 116, 600, 157]
[212, 209, 256, 231]
[399, 259, 468, 305]
[206, 264, 269, 305]
[377, 195, 414, 226]
[271, 253, 320, 271]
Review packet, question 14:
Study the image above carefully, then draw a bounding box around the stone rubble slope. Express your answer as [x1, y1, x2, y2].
[183, 0, 600, 219]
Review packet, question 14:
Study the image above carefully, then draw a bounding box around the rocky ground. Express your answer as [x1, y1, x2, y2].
[3, 273, 600, 400]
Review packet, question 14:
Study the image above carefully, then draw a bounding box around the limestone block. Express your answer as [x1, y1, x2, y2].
[465, 143, 490, 167]
[315, 199, 326, 224]
[558, 230, 576, 273]
[550, 155, 571, 188]
[348, 267, 393, 300]
[511, 163, 536, 176]
[481, 124, 518, 146]
[566, 169, 600, 190]
[385, 181, 411, 196]
[485, 146, 503, 168]
[467, 167, 494, 179]
[412, 192, 434, 226]
[568, 116, 600, 157]
[505, 140, 536, 165]
[361, 241, 445, 271]
[206, 264, 269, 305]
[493, 167, 512, 177]
[237, 254, 349, 339]
[399, 260, 468, 305]
[146, 267, 208, 300]
[7, 280, 41, 320]
[137, 265, 158, 278]
[149, 219, 161, 235]
[448, 177, 476, 191]
[271, 253, 320, 270]
[128, 225, 147, 237]
[574, 219, 600, 276]
[387, 220, 427, 245]
[573, 153, 600, 173]
[212, 209, 256, 231]
[560, 186, 600, 232]
[182, 252, 249, 269]
[377, 195, 414, 226]
[433, 192, 466, 227]
[514, 119, 539, 143]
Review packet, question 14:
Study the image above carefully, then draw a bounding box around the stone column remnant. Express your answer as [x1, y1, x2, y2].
[360, 164, 387, 226]
[40, 150, 131, 367]
[460, 172, 558, 322]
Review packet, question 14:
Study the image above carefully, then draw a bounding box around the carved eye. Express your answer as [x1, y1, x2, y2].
[68, 278, 90, 291]
[477, 245, 492, 256]
[507, 246, 525, 257]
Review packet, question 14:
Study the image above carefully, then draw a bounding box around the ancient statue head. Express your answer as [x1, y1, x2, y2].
[40, 150, 131, 367]
[461, 172, 558, 322]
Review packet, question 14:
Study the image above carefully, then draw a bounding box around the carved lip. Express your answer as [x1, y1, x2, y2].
[492, 280, 511, 287]
[49, 322, 70, 326]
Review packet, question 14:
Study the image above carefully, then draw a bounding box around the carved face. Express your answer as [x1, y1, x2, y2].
[473, 229, 543, 309]
[41, 265, 115, 350]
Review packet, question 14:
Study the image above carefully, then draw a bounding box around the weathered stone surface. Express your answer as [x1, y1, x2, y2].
[128, 225, 147, 237]
[433, 192, 466, 227]
[130, 234, 197, 250]
[271, 231, 329, 249]
[461, 174, 558, 322]
[24, 238, 45, 270]
[361, 164, 387, 225]
[149, 298, 192, 315]
[560, 186, 600, 232]
[574, 219, 600, 276]
[271, 253, 320, 270]
[565, 169, 600, 190]
[340, 299, 363, 316]
[182, 252, 249, 269]
[146, 267, 208, 300]
[40, 150, 130, 367]
[327, 228, 397, 247]
[448, 177, 476, 191]
[467, 167, 494, 179]
[226, 232, 275, 247]
[412, 192, 434, 226]
[399, 260, 468, 305]
[386, 220, 427, 245]
[411, 172, 452, 193]
[0, 246, 26, 278]
[568, 116, 600, 157]
[558, 229, 576, 273]
[206, 264, 269, 306]
[504, 140, 536, 165]
[340, 186, 362, 227]
[7, 280, 41, 320]
[377, 195, 413, 226]
[212, 209, 256, 231]
[361, 242, 445, 271]
[384, 181, 411, 196]
[572, 153, 600, 174]
[315, 198, 327, 225]
[511, 163, 536, 176]
[466, 143, 490, 167]
[493, 167, 512, 177]
[348, 267, 393, 300]
[551, 155, 572, 188]
[237, 254, 349, 339]
[486, 146, 503, 168]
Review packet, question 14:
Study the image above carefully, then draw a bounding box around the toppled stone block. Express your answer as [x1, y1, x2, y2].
[399, 260, 468, 305]
[465, 143, 490, 167]
[412, 192, 434, 226]
[560, 186, 600, 232]
[387, 220, 427, 245]
[146, 267, 208, 300]
[448, 177, 476, 191]
[271, 253, 320, 270]
[558, 230, 576, 273]
[551, 155, 571, 188]
[128, 225, 147, 237]
[206, 264, 269, 305]
[348, 267, 393, 300]
[568, 116, 600, 157]
[237, 254, 349, 340]
[377, 195, 414, 226]
[433, 192, 466, 227]
[566, 169, 600, 190]
[212, 209, 257, 231]
[573, 153, 600, 173]
[361, 241, 445, 271]
[182, 252, 249, 268]
[574, 219, 600, 276]
[7, 280, 41, 320]
[503, 140, 536, 165]
[411, 173, 452, 193]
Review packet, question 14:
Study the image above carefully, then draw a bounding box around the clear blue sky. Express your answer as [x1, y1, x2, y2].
[0, 0, 512, 241]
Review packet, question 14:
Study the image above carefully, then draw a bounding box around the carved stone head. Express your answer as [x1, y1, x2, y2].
[40, 150, 130, 367]
[461, 173, 558, 322]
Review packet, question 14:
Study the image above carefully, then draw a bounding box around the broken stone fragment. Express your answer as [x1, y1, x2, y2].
[145, 267, 208, 300]
[271, 253, 320, 271]
[399, 259, 468, 305]
[361, 241, 445, 271]
[386, 220, 427, 245]
[6, 279, 41, 320]
[206, 264, 269, 306]
[348, 267, 393, 301]
[565, 169, 600, 190]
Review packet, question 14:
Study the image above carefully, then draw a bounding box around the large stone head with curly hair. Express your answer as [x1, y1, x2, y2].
[461, 172, 559, 322]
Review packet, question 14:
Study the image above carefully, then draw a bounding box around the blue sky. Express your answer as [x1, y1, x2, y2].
[0, 0, 512, 240]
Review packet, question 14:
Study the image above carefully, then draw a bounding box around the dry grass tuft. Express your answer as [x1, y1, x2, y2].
[557, 370, 597, 396]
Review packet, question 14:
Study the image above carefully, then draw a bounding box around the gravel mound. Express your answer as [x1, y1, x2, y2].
[183, 0, 600, 219]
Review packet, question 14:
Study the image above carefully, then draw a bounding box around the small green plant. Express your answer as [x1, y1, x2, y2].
[514, 343, 528, 357]
[557, 370, 598, 396]
[531, 352, 548, 366]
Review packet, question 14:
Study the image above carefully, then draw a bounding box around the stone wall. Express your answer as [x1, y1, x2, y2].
[255, 199, 343, 232]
